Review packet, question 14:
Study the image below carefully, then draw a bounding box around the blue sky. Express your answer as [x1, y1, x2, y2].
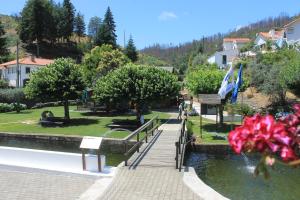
[1, 0, 300, 49]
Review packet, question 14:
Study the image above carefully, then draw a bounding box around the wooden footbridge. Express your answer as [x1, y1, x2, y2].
[99, 114, 203, 200]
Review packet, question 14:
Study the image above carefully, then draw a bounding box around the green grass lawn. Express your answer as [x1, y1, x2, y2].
[0, 106, 170, 138]
[188, 116, 242, 144]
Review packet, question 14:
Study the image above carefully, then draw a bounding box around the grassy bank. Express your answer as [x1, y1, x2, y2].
[187, 116, 241, 144]
[0, 106, 170, 138]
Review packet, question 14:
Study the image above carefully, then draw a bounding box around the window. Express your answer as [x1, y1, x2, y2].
[25, 67, 31, 74]
[287, 27, 294, 34]
[222, 55, 227, 65]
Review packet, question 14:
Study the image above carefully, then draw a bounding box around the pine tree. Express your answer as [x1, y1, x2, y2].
[74, 12, 86, 40]
[95, 7, 117, 47]
[88, 16, 101, 39]
[19, 0, 54, 45]
[125, 35, 138, 62]
[0, 20, 8, 61]
[62, 0, 75, 41]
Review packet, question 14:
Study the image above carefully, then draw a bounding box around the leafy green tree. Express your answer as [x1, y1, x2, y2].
[186, 69, 224, 95]
[19, 0, 54, 44]
[83, 45, 129, 85]
[125, 35, 138, 62]
[74, 12, 86, 40]
[25, 58, 85, 120]
[82, 44, 129, 84]
[62, 0, 75, 41]
[88, 16, 101, 40]
[93, 64, 180, 120]
[0, 20, 8, 62]
[95, 7, 117, 47]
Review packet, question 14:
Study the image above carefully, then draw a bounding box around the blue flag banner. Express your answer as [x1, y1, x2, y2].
[231, 64, 243, 103]
[218, 64, 234, 99]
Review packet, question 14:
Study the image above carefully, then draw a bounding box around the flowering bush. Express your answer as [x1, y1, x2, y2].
[228, 104, 300, 177]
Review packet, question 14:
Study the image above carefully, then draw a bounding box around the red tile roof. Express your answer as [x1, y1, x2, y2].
[223, 38, 251, 43]
[0, 57, 54, 68]
[258, 30, 284, 40]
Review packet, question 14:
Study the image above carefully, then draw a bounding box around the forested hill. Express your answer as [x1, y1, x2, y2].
[141, 13, 299, 72]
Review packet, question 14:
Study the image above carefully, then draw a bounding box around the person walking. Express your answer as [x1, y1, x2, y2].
[177, 102, 183, 120]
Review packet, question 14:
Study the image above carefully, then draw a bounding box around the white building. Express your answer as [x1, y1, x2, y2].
[0, 56, 54, 87]
[284, 17, 300, 45]
[254, 29, 285, 49]
[208, 38, 250, 68]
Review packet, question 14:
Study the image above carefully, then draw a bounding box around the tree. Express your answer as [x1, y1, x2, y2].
[186, 69, 224, 95]
[51, 1, 65, 41]
[62, 0, 75, 41]
[25, 58, 85, 120]
[95, 7, 117, 47]
[19, 0, 54, 44]
[250, 49, 300, 105]
[125, 35, 138, 62]
[0, 20, 8, 62]
[186, 69, 225, 123]
[74, 12, 86, 40]
[88, 16, 101, 40]
[82, 44, 129, 84]
[93, 65, 180, 121]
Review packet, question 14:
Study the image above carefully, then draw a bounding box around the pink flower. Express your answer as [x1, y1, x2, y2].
[281, 146, 296, 161]
[228, 109, 300, 163]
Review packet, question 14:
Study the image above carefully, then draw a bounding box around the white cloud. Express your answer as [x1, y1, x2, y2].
[158, 11, 178, 21]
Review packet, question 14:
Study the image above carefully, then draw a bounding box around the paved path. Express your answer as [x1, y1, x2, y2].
[0, 165, 95, 200]
[99, 116, 203, 200]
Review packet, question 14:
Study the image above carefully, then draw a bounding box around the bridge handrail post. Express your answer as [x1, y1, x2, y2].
[137, 132, 140, 152]
[175, 141, 179, 169]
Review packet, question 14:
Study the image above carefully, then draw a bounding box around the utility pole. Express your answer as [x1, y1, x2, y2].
[16, 40, 20, 88]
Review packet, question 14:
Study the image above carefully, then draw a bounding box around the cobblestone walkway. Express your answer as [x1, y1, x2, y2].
[99, 117, 203, 200]
[0, 165, 95, 200]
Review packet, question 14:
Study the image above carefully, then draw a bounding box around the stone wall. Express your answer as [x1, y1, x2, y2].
[0, 132, 136, 154]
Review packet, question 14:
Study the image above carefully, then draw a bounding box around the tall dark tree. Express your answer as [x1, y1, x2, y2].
[19, 0, 53, 44]
[62, 0, 75, 41]
[74, 12, 86, 39]
[88, 16, 101, 40]
[0, 20, 8, 61]
[125, 35, 138, 62]
[51, 1, 64, 41]
[95, 7, 117, 47]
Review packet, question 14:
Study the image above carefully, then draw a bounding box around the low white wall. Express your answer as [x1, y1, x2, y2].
[184, 167, 230, 200]
[0, 146, 112, 176]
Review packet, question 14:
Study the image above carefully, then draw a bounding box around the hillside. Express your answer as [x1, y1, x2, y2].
[141, 13, 299, 71]
[0, 14, 19, 49]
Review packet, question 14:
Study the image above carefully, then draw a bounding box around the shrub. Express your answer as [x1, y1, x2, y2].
[0, 103, 27, 113]
[225, 103, 255, 116]
[0, 103, 14, 112]
[0, 79, 9, 89]
[0, 88, 25, 103]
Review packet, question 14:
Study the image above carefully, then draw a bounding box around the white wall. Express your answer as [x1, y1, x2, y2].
[223, 42, 234, 51]
[214, 49, 239, 69]
[2, 64, 41, 87]
[0, 146, 110, 176]
[286, 21, 300, 42]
